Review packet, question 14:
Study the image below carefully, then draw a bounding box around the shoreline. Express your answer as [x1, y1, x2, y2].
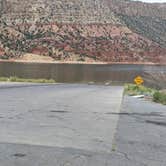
[0, 59, 165, 65]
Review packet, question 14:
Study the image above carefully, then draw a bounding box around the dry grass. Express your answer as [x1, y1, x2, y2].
[0, 76, 55, 83]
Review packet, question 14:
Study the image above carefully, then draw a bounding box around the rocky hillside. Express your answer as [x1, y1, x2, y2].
[107, 0, 166, 47]
[0, 0, 165, 63]
[107, 0, 166, 19]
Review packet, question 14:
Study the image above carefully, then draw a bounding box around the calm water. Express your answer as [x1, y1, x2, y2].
[0, 62, 166, 84]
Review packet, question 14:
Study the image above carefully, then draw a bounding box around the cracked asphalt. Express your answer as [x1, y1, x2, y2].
[115, 96, 166, 166]
[0, 83, 166, 166]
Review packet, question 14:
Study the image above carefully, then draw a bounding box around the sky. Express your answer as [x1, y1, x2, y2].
[133, 0, 166, 2]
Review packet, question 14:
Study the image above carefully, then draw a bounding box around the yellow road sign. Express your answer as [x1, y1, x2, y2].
[134, 76, 144, 85]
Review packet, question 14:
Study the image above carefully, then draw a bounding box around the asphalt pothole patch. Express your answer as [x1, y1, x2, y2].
[50, 110, 69, 113]
[12, 153, 27, 158]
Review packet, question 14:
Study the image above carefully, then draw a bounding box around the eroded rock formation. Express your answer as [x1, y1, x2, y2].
[0, 0, 165, 63]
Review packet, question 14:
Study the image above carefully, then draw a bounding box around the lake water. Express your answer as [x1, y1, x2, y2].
[0, 62, 166, 85]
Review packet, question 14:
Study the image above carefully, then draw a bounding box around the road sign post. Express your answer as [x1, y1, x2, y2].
[134, 76, 144, 85]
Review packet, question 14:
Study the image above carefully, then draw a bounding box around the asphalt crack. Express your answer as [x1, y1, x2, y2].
[115, 150, 131, 161]
[145, 120, 166, 127]
[50, 110, 69, 113]
[105, 112, 164, 117]
[116, 151, 149, 166]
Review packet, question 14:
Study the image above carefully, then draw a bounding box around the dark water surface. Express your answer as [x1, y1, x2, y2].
[0, 62, 165, 84]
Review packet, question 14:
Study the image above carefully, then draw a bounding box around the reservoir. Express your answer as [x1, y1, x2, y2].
[0, 62, 165, 86]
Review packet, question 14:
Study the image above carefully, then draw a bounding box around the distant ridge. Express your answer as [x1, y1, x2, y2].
[0, 0, 165, 63]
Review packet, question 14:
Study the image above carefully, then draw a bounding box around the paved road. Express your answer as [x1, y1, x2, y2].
[115, 96, 166, 166]
[0, 83, 166, 166]
[0, 83, 123, 157]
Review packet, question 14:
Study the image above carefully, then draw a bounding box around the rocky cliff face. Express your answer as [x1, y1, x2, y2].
[0, 0, 121, 24]
[0, 0, 165, 63]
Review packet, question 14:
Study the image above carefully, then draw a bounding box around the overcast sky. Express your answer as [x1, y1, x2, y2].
[133, 0, 166, 2]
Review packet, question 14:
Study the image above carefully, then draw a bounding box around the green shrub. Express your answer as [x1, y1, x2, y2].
[9, 76, 18, 82]
[125, 84, 155, 96]
[125, 84, 166, 105]
[153, 91, 166, 105]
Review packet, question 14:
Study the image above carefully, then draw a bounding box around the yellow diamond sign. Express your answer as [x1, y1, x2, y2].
[134, 76, 144, 85]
